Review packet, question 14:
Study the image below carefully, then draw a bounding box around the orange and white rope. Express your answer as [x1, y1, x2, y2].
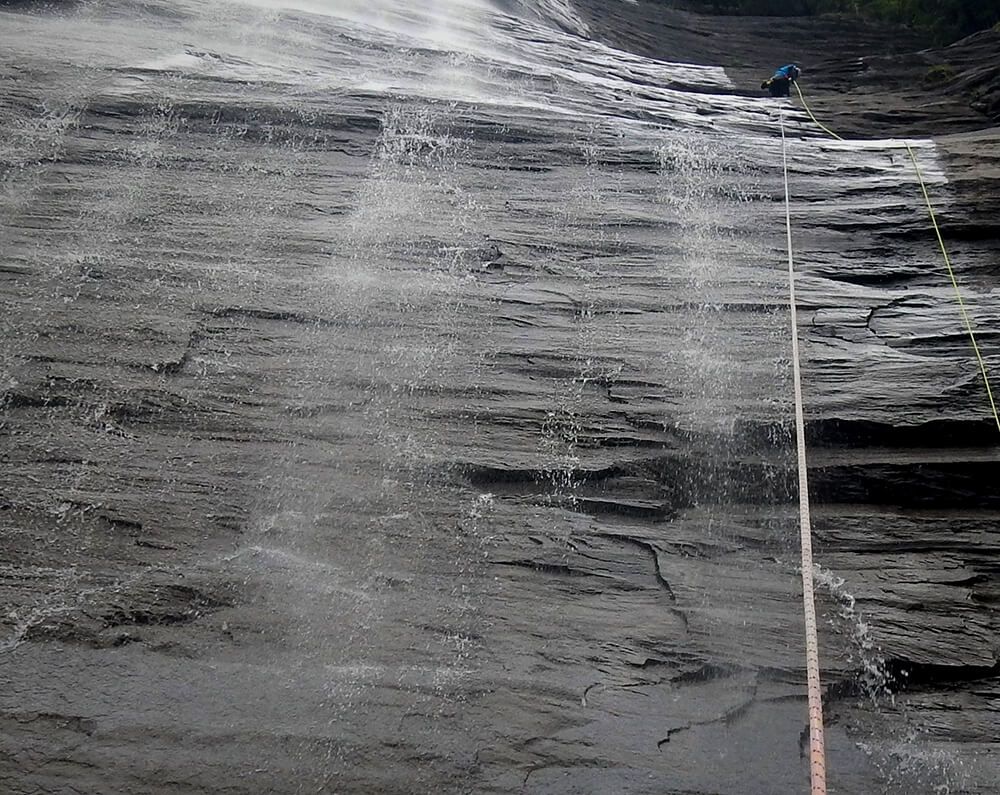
[779, 109, 828, 795]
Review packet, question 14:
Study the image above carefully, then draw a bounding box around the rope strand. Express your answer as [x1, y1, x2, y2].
[792, 84, 998, 432]
[779, 109, 828, 795]
[793, 82, 843, 141]
[904, 143, 1000, 432]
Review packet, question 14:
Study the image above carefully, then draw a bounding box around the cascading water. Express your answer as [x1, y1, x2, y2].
[1, 0, 994, 793]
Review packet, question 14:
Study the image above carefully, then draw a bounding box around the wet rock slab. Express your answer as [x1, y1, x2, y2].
[1, 1, 999, 794]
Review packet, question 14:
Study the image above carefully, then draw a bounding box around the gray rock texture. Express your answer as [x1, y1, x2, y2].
[1, 1, 997, 793]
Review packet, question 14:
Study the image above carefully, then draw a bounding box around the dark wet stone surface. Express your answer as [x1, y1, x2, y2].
[1, 1, 998, 793]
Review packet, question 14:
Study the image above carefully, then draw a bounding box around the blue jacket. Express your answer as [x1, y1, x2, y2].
[773, 64, 800, 81]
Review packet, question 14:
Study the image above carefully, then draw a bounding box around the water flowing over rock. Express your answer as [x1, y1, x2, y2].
[1, 1, 997, 793]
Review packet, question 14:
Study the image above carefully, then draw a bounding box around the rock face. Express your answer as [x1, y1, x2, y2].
[1, 1, 997, 794]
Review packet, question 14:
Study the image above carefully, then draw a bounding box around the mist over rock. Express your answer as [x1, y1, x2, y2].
[1, 1, 997, 793]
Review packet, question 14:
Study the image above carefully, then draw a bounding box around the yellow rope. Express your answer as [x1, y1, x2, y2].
[792, 83, 1000, 433]
[793, 82, 843, 142]
[904, 143, 1000, 431]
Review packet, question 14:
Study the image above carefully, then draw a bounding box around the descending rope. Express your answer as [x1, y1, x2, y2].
[904, 143, 1000, 432]
[779, 110, 828, 795]
[793, 82, 843, 142]
[792, 83, 1000, 433]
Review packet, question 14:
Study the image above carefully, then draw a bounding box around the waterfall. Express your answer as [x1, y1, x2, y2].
[0, 1, 993, 793]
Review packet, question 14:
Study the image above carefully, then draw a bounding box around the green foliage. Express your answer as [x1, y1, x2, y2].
[923, 64, 957, 84]
[674, 0, 1000, 42]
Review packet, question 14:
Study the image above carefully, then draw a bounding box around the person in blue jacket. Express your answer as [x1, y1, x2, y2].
[761, 64, 801, 97]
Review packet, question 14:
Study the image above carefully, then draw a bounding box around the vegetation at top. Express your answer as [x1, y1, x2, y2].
[673, 0, 1000, 43]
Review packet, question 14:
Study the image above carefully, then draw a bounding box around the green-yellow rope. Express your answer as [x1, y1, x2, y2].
[792, 82, 1000, 432]
[904, 143, 1000, 432]
[793, 82, 843, 142]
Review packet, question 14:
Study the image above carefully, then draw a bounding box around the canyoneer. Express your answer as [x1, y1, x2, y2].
[761, 63, 801, 97]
